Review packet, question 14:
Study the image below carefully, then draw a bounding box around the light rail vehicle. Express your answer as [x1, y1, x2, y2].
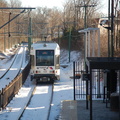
[30, 41, 60, 83]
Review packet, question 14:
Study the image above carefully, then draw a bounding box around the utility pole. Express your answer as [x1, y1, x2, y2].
[108, 0, 111, 57]
[51, 25, 62, 44]
[58, 26, 60, 45]
[76, 4, 97, 29]
[76, 4, 96, 64]
[76, 3, 97, 120]
[111, 0, 114, 57]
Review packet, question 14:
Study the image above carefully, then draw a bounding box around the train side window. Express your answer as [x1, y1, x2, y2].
[31, 55, 34, 69]
[55, 55, 60, 69]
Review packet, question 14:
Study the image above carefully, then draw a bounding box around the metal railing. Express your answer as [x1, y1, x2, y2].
[73, 61, 105, 100]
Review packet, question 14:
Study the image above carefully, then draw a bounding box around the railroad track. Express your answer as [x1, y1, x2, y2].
[19, 83, 54, 120]
[0, 46, 27, 91]
[0, 45, 54, 120]
[0, 48, 19, 79]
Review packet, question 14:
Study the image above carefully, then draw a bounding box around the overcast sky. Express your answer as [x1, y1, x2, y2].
[20, 0, 65, 9]
[6, 0, 108, 14]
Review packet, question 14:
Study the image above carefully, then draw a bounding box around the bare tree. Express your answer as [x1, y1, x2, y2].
[63, 0, 101, 30]
[0, 0, 9, 51]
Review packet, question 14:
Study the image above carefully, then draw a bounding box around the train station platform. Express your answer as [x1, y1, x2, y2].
[59, 100, 119, 120]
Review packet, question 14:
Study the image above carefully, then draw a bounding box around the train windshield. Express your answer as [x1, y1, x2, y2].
[36, 50, 54, 66]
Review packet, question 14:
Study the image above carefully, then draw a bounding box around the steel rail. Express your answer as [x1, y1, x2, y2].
[18, 85, 36, 120]
[0, 48, 19, 79]
[0, 46, 26, 79]
[18, 83, 54, 120]
[47, 83, 54, 120]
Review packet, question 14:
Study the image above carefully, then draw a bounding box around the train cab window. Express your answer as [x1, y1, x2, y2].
[36, 50, 54, 66]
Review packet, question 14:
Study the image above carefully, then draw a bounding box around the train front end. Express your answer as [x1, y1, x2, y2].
[30, 42, 60, 83]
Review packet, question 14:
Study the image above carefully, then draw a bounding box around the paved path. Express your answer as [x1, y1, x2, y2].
[60, 100, 119, 120]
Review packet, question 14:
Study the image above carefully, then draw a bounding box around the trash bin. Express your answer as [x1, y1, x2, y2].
[110, 92, 119, 111]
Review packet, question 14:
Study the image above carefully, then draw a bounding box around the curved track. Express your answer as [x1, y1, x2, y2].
[0, 48, 19, 78]
[0, 46, 27, 91]
[19, 84, 54, 120]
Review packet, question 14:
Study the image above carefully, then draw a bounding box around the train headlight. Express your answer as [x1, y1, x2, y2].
[48, 78, 50, 81]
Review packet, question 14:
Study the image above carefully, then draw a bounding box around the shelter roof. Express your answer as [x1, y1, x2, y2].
[86, 57, 120, 69]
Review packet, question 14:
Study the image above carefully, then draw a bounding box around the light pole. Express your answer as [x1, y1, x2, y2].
[4, 27, 6, 52]
[28, 16, 32, 52]
[64, 22, 76, 62]
[68, 28, 72, 62]
[8, 12, 11, 49]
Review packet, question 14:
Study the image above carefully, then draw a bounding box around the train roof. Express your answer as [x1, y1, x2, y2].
[31, 41, 59, 50]
[35, 41, 55, 43]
